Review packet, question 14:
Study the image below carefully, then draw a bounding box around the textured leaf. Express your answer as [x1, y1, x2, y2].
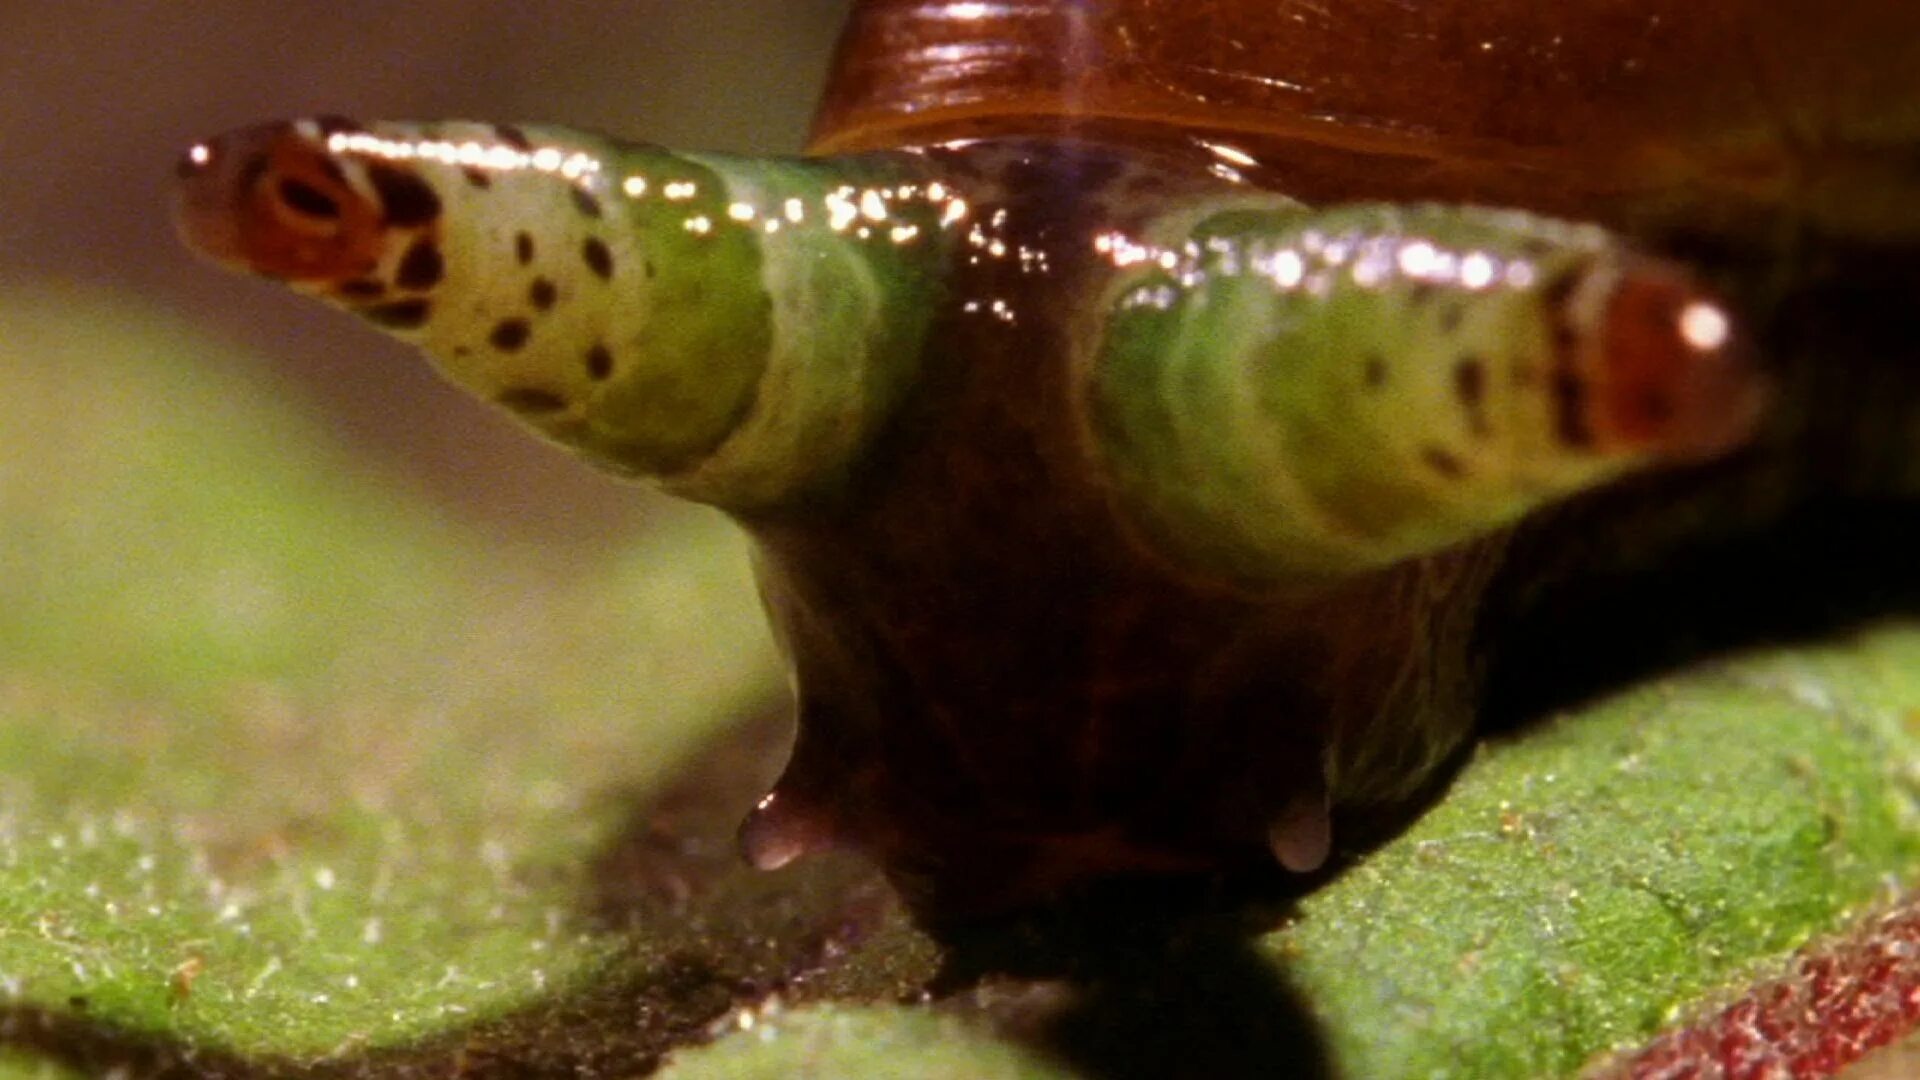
[0, 286, 784, 1060]
[1281, 633, 1920, 1075]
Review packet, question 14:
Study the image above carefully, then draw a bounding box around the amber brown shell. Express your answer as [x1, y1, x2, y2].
[814, 0, 1920, 239]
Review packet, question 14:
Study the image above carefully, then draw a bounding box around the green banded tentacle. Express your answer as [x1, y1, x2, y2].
[665, 150, 950, 506]
[174, 119, 955, 509]
[1086, 203, 1763, 582]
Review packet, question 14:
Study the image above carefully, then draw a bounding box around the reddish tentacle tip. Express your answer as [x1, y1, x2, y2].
[172, 120, 388, 284]
[1594, 268, 1768, 462]
[737, 789, 839, 871]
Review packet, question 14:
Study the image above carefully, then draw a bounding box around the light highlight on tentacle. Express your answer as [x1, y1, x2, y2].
[1085, 203, 1767, 581]
[174, 118, 965, 509]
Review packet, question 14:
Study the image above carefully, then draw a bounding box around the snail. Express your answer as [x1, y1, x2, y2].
[173, 0, 1917, 917]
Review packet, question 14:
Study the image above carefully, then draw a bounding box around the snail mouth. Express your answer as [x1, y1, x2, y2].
[173, 120, 390, 286]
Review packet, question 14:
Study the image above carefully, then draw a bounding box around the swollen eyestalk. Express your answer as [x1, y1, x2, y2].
[1088, 203, 1767, 581]
[176, 117, 956, 509]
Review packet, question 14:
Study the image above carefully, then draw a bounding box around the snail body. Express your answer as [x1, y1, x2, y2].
[173, 0, 1919, 916]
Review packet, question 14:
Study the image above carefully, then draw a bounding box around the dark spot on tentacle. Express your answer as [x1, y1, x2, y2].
[489, 318, 532, 352]
[1454, 356, 1489, 436]
[528, 278, 557, 311]
[643, 259, 657, 280]
[1553, 367, 1592, 448]
[1540, 266, 1582, 314]
[1440, 303, 1464, 333]
[495, 124, 532, 152]
[497, 387, 567, 414]
[276, 178, 340, 220]
[1543, 269, 1591, 448]
[1364, 355, 1388, 389]
[586, 344, 614, 380]
[582, 238, 614, 280]
[336, 279, 385, 300]
[571, 186, 603, 219]
[515, 232, 535, 265]
[462, 166, 492, 189]
[365, 163, 441, 227]
[395, 240, 444, 290]
[313, 115, 365, 137]
[360, 299, 431, 329]
[1422, 445, 1466, 478]
[1551, 320, 1581, 362]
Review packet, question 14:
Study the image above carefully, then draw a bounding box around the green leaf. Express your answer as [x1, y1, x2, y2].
[1279, 632, 1920, 1075]
[0, 285, 784, 1059]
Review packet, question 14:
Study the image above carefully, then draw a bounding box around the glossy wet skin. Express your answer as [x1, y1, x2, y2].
[171, 105, 1779, 916]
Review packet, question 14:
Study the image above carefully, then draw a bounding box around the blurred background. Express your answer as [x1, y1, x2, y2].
[1, 0, 852, 547]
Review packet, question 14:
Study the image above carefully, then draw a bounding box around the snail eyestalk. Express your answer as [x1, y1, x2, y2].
[1088, 203, 1767, 581]
[174, 118, 952, 509]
